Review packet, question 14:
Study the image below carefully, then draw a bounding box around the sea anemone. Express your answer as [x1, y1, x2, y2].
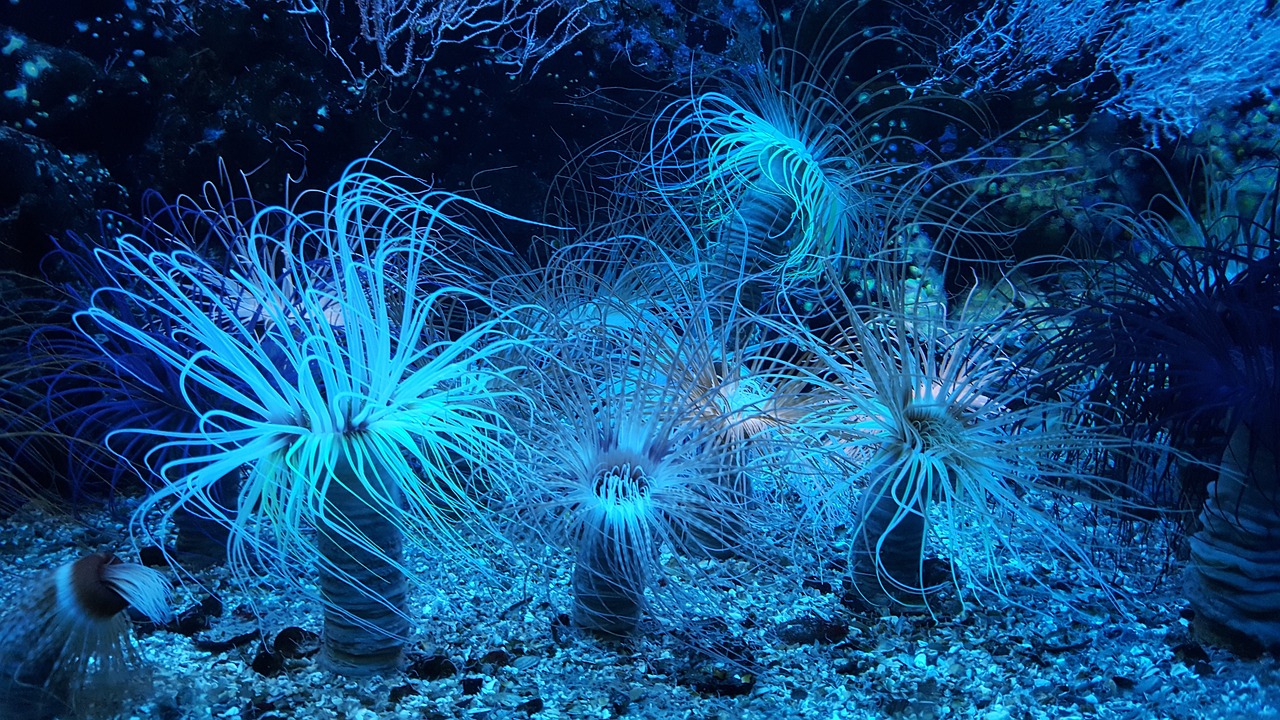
[505, 247, 791, 637]
[779, 277, 1143, 612]
[0, 552, 171, 720]
[77, 160, 530, 675]
[637, 2, 988, 306]
[1026, 158, 1280, 651]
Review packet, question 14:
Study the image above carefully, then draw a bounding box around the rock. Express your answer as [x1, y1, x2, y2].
[389, 684, 417, 704]
[0, 126, 126, 273]
[688, 668, 755, 698]
[273, 627, 320, 659]
[138, 545, 168, 567]
[1171, 641, 1210, 665]
[479, 649, 513, 672]
[193, 630, 260, 654]
[168, 595, 223, 636]
[515, 697, 543, 714]
[608, 688, 631, 715]
[775, 615, 849, 645]
[406, 653, 459, 680]
[251, 649, 283, 677]
[802, 579, 834, 594]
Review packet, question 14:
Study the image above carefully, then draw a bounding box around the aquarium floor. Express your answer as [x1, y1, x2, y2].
[2, 500, 1277, 720]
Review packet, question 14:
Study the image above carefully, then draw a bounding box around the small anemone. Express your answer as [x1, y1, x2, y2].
[0, 553, 171, 720]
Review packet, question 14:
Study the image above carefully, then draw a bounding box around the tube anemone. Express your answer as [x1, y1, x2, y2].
[77, 160, 529, 675]
[638, 3, 982, 306]
[647, 86, 876, 285]
[780, 280, 1144, 612]
[0, 553, 171, 720]
[519, 362, 750, 637]
[1026, 159, 1280, 652]
[507, 272, 785, 637]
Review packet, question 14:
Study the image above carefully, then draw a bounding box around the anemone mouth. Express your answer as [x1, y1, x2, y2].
[900, 399, 967, 450]
[591, 452, 652, 505]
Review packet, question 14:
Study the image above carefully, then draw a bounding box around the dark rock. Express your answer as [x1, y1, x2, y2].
[138, 545, 168, 567]
[551, 614, 572, 647]
[0, 126, 127, 273]
[169, 595, 223, 636]
[200, 596, 225, 617]
[1171, 641, 1210, 665]
[233, 605, 260, 621]
[461, 677, 483, 695]
[389, 684, 417, 704]
[273, 627, 320, 658]
[835, 656, 871, 675]
[653, 619, 760, 701]
[406, 653, 459, 681]
[515, 697, 543, 714]
[802, 579, 834, 594]
[687, 619, 755, 666]
[689, 668, 755, 698]
[480, 649, 513, 671]
[775, 615, 849, 645]
[498, 597, 532, 621]
[251, 649, 284, 677]
[243, 698, 281, 719]
[608, 689, 631, 715]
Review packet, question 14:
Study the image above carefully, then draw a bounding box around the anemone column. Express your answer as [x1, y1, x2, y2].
[1187, 423, 1280, 653]
[315, 447, 410, 675]
[849, 451, 930, 607]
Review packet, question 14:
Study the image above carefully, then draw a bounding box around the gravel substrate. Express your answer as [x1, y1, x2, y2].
[1, 499, 1278, 720]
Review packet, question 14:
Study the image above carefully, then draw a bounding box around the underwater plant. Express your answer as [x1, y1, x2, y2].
[77, 160, 530, 675]
[0, 308, 69, 515]
[1027, 160, 1280, 651]
[779, 276, 1142, 611]
[0, 552, 171, 720]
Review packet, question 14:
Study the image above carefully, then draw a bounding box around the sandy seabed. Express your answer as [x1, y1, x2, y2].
[1, 497, 1278, 720]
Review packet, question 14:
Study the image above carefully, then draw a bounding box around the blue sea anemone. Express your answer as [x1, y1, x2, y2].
[15, 181, 268, 514]
[77, 159, 531, 675]
[1027, 158, 1280, 651]
[502, 239, 802, 637]
[637, 4, 973, 305]
[778, 276, 1147, 612]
